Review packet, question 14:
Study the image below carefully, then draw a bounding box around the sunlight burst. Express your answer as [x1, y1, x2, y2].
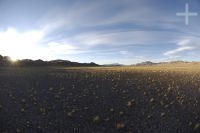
[0, 28, 44, 60]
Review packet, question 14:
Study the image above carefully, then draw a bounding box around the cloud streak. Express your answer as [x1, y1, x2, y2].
[1, 0, 200, 64]
[163, 39, 200, 59]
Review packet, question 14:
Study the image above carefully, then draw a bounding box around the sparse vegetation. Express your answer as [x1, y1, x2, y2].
[0, 66, 199, 132]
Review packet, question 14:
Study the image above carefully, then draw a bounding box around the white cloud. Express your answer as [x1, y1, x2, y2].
[38, 1, 107, 33]
[177, 39, 191, 46]
[0, 28, 44, 60]
[164, 46, 194, 56]
[68, 30, 179, 47]
[163, 39, 200, 58]
[0, 27, 80, 60]
[47, 42, 83, 55]
[120, 51, 128, 55]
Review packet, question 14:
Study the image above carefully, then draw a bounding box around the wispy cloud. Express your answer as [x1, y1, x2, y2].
[163, 39, 200, 59]
[1, 0, 200, 64]
[0, 27, 81, 60]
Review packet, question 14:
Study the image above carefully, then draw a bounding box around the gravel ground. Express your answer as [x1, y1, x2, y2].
[0, 67, 199, 133]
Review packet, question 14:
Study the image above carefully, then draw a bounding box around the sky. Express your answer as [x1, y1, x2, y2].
[0, 0, 200, 65]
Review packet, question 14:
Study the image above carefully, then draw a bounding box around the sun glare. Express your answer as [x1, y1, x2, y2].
[10, 57, 18, 63]
[0, 28, 44, 60]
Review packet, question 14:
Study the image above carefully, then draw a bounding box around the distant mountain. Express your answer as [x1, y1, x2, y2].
[162, 61, 190, 64]
[1, 54, 199, 67]
[134, 61, 194, 66]
[135, 61, 158, 66]
[102, 63, 124, 66]
[0, 54, 99, 67]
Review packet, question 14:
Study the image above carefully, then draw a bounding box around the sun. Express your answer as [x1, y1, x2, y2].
[0, 27, 44, 60]
[10, 57, 18, 63]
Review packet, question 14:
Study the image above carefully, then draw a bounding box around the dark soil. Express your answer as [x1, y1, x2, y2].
[0, 67, 199, 133]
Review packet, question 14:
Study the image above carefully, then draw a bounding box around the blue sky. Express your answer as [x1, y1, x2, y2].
[0, 0, 200, 64]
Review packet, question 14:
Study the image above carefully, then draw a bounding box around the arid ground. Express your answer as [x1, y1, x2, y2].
[0, 65, 199, 133]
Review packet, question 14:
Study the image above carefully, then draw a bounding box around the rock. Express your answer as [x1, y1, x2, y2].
[93, 115, 101, 124]
[116, 122, 125, 130]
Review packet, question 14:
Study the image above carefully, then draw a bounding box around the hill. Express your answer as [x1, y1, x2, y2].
[0, 54, 99, 67]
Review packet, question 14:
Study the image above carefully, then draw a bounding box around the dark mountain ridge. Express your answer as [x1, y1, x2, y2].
[0, 54, 99, 67]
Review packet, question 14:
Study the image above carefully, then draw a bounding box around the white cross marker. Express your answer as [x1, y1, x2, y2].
[176, 3, 198, 25]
